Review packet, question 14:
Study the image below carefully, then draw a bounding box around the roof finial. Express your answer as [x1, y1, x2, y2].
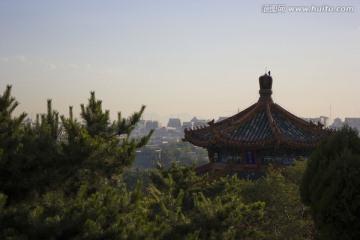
[265, 67, 267, 74]
[258, 72, 273, 103]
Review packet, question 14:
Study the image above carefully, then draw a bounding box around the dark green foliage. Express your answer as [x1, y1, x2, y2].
[123, 167, 151, 191]
[147, 164, 266, 239]
[80, 91, 114, 138]
[1, 185, 148, 240]
[240, 164, 315, 239]
[0, 85, 318, 239]
[0, 86, 154, 239]
[301, 126, 360, 239]
[0, 86, 28, 201]
[61, 92, 153, 193]
[145, 162, 314, 239]
[0, 88, 153, 202]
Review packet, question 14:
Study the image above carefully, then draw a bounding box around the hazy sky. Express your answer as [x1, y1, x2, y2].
[1, 0, 359, 125]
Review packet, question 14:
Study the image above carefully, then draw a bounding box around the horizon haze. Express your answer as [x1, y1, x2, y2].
[1, 1, 359, 125]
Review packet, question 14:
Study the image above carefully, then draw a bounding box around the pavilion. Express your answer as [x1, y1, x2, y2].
[183, 72, 332, 179]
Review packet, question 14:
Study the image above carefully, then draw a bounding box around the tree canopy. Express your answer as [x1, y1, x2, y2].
[301, 126, 360, 239]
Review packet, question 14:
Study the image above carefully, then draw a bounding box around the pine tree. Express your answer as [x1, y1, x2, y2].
[60, 91, 154, 193]
[0, 86, 155, 239]
[0, 85, 27, 201]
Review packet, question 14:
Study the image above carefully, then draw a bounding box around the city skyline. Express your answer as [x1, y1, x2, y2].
[1, 1, 359, 123]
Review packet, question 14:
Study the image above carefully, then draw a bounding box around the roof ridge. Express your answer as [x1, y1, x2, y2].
[265, 102, 282, 141]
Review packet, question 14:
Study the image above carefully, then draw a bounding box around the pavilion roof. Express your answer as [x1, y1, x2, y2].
[183, 73, 332, 150]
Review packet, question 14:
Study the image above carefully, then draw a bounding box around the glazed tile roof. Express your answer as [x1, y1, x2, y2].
[183, 73, 332, 150]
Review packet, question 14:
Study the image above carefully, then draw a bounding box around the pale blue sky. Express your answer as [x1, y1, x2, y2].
[1, 0, 359, 124]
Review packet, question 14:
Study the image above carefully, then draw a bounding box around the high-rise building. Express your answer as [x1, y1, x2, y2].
[167, 118, 182, 131]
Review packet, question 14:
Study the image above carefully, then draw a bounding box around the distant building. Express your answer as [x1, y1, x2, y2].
[303, 116, 329, 128]
[190, 117, 209, 128]
[167, 118, 182, 131]
[135, 120, 146, 130]
[345, 118, 360, 133]
[182, 121, 193, 130]
[330, 117, 343, 130]
[131, 120, 159, 139]
[329, 117, 360, 135]
[145, 120, 159, 132]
